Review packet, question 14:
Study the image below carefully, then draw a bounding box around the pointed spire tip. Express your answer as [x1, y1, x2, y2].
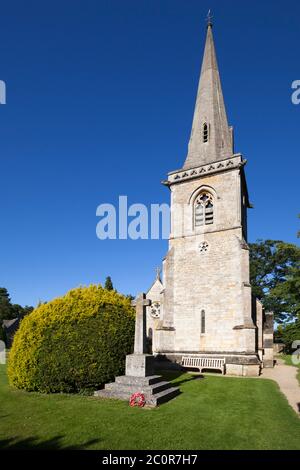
[206, 9, 213, 28]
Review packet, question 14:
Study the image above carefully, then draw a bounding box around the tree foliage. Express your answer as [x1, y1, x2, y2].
[249, 240, 300, 323]
[0, 288, 14, 322]
[0, 288, 33, 343]
[8, 285, 135, 393]
[0, 288, 33, 322]
[276, 320, 300, 352]
[104, 276, 114, 291]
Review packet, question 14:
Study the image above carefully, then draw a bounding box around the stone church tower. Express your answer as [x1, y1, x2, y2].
[146, 21, 273, 376]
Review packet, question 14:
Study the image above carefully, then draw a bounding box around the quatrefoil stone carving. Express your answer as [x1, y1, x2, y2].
[199, 241, 209, 253]
[150, 302, 161, 319]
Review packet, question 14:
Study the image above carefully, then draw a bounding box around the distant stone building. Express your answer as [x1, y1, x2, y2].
[2, 318, 21, 348]
[146, 21, 273, 376]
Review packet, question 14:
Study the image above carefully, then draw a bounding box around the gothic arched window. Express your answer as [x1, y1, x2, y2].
[194, 192, 214, 226]
[201, 310, 205, 334]
[203, 122, 209, 143]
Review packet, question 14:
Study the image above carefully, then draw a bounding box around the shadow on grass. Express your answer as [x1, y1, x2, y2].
[0, 436, 101, 450]
[159, 369, 205, 387]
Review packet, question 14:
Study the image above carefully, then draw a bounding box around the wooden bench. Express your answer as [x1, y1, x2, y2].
[182, 355, 225, 374]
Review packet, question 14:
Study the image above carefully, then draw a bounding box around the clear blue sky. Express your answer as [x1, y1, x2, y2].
[0, 0, 299, 307]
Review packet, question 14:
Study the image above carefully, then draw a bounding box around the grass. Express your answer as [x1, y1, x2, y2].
[0, 365, 300, 450]
[281, 354, 300, 385]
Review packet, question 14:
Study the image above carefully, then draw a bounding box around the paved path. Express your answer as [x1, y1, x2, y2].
[260, 359, 300, 416]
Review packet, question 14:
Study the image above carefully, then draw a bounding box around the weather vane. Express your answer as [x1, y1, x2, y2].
[206, 9, 213, 27]
[155, 267, 161, 280]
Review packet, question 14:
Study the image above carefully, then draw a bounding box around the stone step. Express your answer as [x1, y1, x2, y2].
[105, 380, 172, 395]
[150, 381, 173, 394]
[115, 375, 162, 386]
[94, 386, 180, 406]
[94, 389, 130, 400]
[95, 388, 150, 401]
[147, 387, 180, 406]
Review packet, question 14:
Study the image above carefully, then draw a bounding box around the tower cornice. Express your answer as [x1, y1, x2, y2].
[162, 153, 245, 187]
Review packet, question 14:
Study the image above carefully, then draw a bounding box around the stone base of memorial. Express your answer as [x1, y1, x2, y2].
[94, 294, 180, 407]
[95, 374, 179, 407]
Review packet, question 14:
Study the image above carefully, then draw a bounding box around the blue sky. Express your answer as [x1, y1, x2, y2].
[0, 0, 299, 307]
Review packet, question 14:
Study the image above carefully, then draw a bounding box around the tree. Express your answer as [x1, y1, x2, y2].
[12, 304, 34, 319]
[249, 240, 300, 323]
[0, 288, 33, 322]
[0, 288, 15, 343]
[0, 328, 5, 342]
[0, 288, 15, 322]
[104, 276, 114, 291]
[268, 266, 300, 321]
[276, 320, 300, 352]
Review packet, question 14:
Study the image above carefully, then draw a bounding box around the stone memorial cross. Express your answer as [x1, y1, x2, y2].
[131, 293, 151, 354]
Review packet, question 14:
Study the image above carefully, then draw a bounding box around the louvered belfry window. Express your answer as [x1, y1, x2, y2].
[203, 122, 209, 143]
[195, 192, 214, 226]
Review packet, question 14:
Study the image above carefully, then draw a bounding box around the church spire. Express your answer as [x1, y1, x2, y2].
[183, 20, 233, 169]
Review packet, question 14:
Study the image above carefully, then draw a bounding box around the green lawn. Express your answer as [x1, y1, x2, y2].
[281, 354, 300, 384]
[1, 365, 300, 450]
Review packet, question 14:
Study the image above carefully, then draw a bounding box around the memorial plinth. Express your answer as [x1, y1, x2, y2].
[94, 293, 179, 406]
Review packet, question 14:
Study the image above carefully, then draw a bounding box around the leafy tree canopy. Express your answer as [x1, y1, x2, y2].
[276, 320, 300, 352]
[0, 288, 14, 321]
[249, 240, 300, 323]
[0, 287, 33, 322]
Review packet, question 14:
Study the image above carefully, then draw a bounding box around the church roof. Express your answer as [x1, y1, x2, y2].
[2, 317, 20, 330]
[146, 268, 164, 297]
[183, 22, 233, 169]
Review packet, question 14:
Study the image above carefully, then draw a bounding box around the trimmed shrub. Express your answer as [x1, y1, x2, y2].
[8, 285, 135, 393]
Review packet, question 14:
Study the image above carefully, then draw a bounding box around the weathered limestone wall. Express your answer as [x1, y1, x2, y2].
[255, 299, 264, 362]
[273, 342, 285, 354]
[170, 167, 242, 240]
[169, 229, 249, 352]
[157, 167, 257, 358]
[263, 312, 274, 368]
[146, 277, 164, 353]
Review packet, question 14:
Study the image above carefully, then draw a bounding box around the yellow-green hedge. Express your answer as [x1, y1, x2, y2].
[8, 285, 135, 393]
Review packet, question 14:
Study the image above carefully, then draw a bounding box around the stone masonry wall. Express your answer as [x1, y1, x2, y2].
[158, 166, 256, 356]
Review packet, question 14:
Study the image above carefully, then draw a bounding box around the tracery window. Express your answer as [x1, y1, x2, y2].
[194, 192, 214, 226]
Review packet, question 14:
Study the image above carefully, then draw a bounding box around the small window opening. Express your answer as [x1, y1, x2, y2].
[201, 310, 205, 334]
[203, 123, 209, 143]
